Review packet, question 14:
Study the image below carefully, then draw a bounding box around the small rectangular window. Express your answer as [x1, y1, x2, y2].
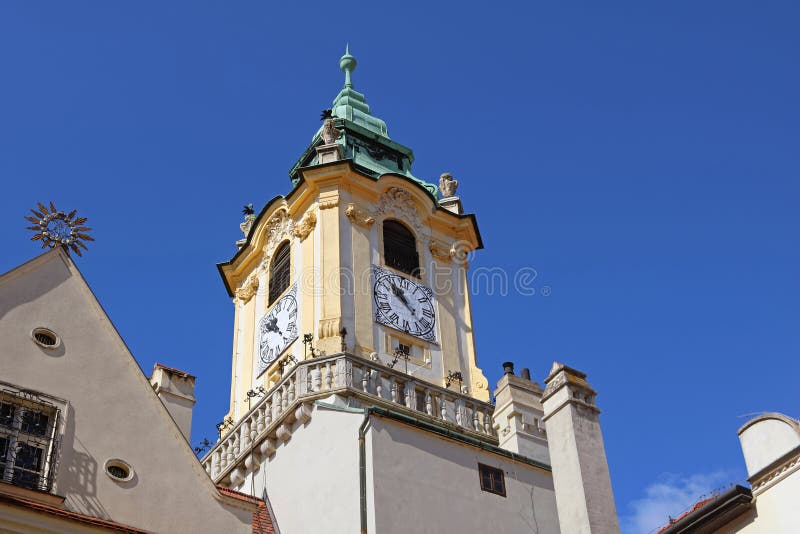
[478, 463, 506, 497]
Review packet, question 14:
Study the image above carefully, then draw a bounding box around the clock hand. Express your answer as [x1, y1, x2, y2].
[390, 282, 417, 315]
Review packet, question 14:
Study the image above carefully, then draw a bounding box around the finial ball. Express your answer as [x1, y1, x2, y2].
[339, 47, 357, 73]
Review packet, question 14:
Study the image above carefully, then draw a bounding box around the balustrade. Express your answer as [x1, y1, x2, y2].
[201, 353, 496, 479]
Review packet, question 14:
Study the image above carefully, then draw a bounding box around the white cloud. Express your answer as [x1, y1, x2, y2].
[620, 471, 733, 534]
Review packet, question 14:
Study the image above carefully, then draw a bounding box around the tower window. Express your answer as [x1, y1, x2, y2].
[269, 241, 291, 305]
[478, 464, 506, 497]
[383, 220, 419, 277]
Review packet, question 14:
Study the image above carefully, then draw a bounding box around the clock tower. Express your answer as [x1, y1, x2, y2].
[218, 47, 490, 422]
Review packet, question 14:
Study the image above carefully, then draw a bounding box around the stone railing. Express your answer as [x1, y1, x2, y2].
[201, 352, 496, 484]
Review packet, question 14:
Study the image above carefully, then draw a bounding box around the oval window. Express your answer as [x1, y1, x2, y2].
[105, 459, 134, 482]
[31, 328, 60, 349]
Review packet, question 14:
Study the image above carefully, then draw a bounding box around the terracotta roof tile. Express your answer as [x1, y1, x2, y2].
[216, 485, 277, 534]
[657, 496, 715, 533]
[0, 491, 147, 533]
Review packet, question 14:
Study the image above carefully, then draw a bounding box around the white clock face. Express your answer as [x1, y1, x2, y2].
[257, 284, 298, 376]
[372, 265, 436, 342]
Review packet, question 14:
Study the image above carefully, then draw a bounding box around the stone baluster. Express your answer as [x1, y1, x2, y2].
[256, 405, 266, 434]
[472, 405, 481, 431]
[311, 364, 322, 392]
[361, 366, 369, 393]
[425, 389, 433, 416]
[390, 377, 398, 403]
[455, 398, 464, 426]
[440, 394, 448, 421]
[241, 420, 251, 450]
[376, 372, 383, 398]
[405, 381, 416, 409]
[212, 449, 221, 479]
[288, 377, 296, 404]
[232, 431, 240, 459]
[225, 439, 234, 465]
[325, 361, 333, 390]
[483, 409, 491, 434]
[281, 385, 289, 410]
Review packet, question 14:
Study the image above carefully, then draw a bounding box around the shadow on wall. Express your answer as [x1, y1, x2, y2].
[59, 405, 112, 520]
[0, 251, 72, 321]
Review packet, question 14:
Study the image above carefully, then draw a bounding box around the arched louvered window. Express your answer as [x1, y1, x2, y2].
[383, 220, 419, 277]
[269, 241, 291, 305]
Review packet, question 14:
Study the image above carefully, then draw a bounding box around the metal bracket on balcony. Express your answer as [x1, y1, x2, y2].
[303, 333, 318, 358]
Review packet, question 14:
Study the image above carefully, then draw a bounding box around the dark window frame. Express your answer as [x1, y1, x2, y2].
[383, 219, 420, 277]
[0, 392, 59, 493]
[269, 241, 291, 306]
[478, 463, 506, 497]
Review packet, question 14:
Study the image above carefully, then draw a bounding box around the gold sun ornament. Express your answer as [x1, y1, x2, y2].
[25, 202, 94, 256]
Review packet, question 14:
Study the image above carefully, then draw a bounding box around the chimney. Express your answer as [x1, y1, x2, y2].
[150, 363, 196, 442]
[493, 362, 549, 465]
[541, 362, 619, 534]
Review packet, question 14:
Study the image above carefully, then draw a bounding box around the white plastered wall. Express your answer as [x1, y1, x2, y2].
[367, 416, 560, 534]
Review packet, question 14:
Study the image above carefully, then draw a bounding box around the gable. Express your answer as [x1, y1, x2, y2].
[0, 249, 254, 533]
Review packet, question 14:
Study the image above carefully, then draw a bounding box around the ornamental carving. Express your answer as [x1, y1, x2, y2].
[293, 209, 317, 241]
[235, 272, 259, 303]
[319, 198, 339, 210]
[262, 208, 295, 258]
[429, 239, 451, 262]
[374, 187, 422, 231]
[320, 118, 341, 145]
[439, 172, 459, 198]
[318, 317, 342, 339]
[345, 203, 375, 228]
[543, 372, 566, 397]
[470, 369, 489, 394]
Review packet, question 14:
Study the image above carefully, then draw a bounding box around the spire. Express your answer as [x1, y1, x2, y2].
[289, 49, 439, 199]
[329, 46, 387, 137]
[340, 44, 356, 88]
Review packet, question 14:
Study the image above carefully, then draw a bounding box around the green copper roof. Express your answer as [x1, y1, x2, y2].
[331, 45, 389, 137]
[289, 47, 438, 198]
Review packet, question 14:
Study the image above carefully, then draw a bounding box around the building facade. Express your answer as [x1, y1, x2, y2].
[202, 49, 620, 534]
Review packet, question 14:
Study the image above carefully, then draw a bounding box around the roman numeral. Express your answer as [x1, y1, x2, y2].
[403, 320, 411, 331]
[418, 295, 430, 303]
[419, 318, 431, 329]
[378, 302, 391, 311]
[422, 308, 434, 319]
[389, 312, 399, 324]
[400, 278, 410, 289]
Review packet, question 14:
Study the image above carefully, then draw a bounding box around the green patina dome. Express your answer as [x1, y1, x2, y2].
[289, 47, 438, 199]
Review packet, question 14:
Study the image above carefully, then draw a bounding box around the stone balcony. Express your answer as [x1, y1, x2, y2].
[201, 352, 497, 485]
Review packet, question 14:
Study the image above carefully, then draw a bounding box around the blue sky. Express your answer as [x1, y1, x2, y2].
[1, 2, 798, 532]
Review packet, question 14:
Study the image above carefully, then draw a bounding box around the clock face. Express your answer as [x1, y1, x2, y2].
[256, 284, 298, 376]
[372, 265, 436, 342]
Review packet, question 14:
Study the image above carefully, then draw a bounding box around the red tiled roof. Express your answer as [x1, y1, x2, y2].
[216, 485, 277, 534]
[0, 491, 147, 533]
[657, 496, 715, 533]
